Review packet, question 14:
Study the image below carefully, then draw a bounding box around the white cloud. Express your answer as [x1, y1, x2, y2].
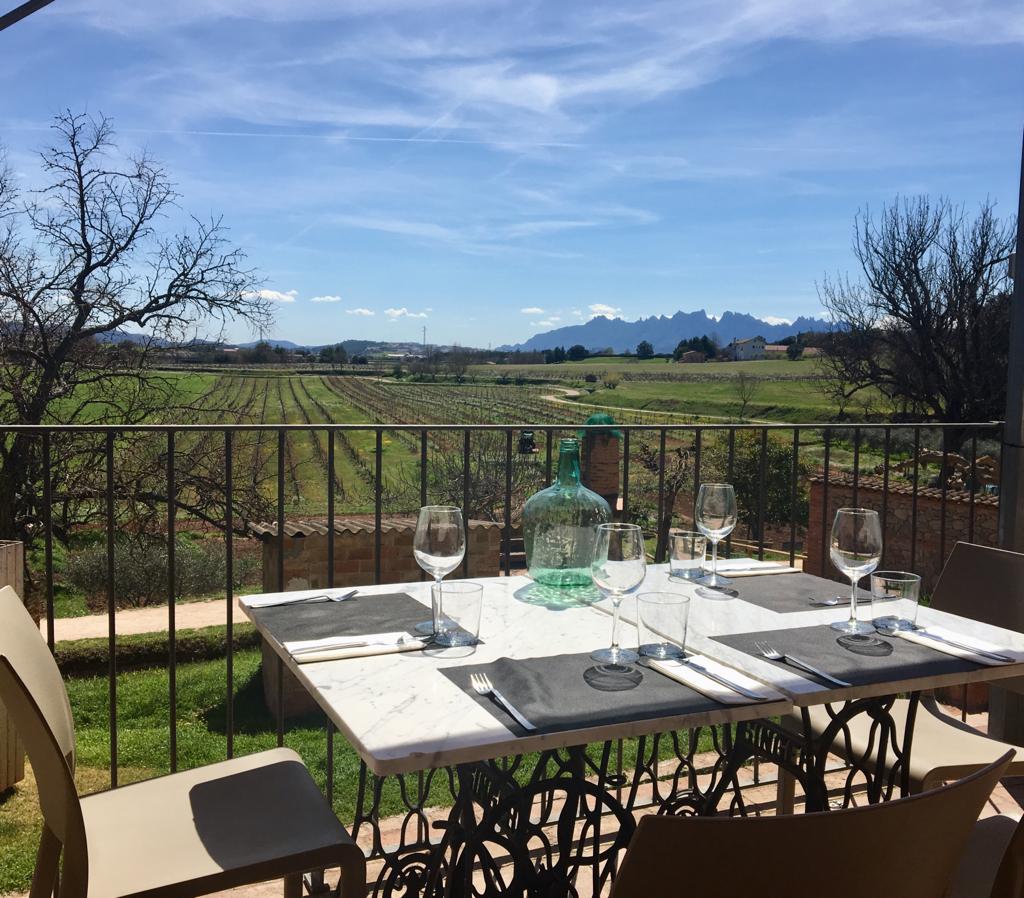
[346, 308, 375, 316]
[588, 303, 621, 319]
[571, 309, 584, 318]
[761, 315, 793, 325]
[385, 307, 429, 319]
[245, 288, 298, 303]
[536, 318, 561, 327]
[520, 306, 545, 315]
[310, 294, 342, 303]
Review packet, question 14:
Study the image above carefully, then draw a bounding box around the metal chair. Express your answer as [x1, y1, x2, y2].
[778, 542, 1024, 812]
[611, 753, 1013, 898]
[0, 585, 366, 898]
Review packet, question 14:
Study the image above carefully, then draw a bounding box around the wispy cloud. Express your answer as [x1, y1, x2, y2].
[588, 303, 621, 318]
[520, 306, 545, 315]
[385, 307, 429, 319]
[310, 294, 342, 303]
[346, 308, 375, 316]
[246, 288, 298, 303]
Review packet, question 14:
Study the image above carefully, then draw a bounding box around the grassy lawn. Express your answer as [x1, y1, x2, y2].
[568, 377, 843, 423]
[471, 358, 824, 378]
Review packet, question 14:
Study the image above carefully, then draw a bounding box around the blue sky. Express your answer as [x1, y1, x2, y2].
[2, 0, 1022, 348]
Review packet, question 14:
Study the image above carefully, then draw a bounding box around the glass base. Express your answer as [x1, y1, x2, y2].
[639, 643, 684, 660]
[830, 619, 876, 635]
[591, 646, 639, 665]
[698, 572, 733, 588]
[414, 620, 435, 635]
[433, 629, 477, 648]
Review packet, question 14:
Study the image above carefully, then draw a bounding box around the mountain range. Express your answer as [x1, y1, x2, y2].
[504, 310, 833, 354]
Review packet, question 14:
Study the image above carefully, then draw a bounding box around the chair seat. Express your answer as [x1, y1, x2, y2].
[81, 748, 356, 898]
[785, 699, 1024, 792]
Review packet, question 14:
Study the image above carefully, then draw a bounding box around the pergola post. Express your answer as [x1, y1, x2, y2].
[989, 130, 1024, 742]
[999, 132, 1024, 553]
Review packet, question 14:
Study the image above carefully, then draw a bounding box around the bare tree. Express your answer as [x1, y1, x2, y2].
[732, 372, 760, 421]
[0, 111, 273, 542]
[819, 196, 1014, 441]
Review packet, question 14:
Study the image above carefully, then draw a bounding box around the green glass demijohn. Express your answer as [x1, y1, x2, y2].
[523, 438, 612, 588]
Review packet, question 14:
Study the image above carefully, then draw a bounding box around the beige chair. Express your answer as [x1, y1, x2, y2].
[611, 753, 1013, 898]
[0, 585, 366, 898]
[949, 813, 1024, 898]
[778, 542, 1024, 812]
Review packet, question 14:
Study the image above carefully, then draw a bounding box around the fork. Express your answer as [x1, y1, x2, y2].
[754, 640, 852, 687]
[470, 673, 536, 731]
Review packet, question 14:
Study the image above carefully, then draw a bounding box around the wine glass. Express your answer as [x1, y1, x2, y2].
[829, 507, 882, 635]
[590, 523, 647, 665]
[695, 483, 737, 596]
[413, 506, 466, 637]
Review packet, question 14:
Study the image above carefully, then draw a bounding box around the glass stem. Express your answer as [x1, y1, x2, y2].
[432, 576, 443, 633]
[849, 575, 858, 624]
[710, 539, 719, 581]
[610, 597, 621, 652]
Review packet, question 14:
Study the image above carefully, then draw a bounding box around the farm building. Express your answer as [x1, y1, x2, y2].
[726, 336, 766, 360]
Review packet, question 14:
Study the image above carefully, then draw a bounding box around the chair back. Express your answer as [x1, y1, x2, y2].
[0, 586, 87, 893]
[610, 752, 1013, 898]
[931, 542, 1024, 629]
[991, 815, 1024, 898]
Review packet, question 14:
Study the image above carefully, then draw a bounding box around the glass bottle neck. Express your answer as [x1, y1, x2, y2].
[556, 448, 581, 487]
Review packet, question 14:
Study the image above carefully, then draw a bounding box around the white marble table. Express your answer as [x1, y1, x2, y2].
[242, 567, 1024, 776]
[241, 573, 792, 776]
[242, 568, 1024, 897]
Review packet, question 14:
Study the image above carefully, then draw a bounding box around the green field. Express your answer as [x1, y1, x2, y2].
[470, 357, 824, 378]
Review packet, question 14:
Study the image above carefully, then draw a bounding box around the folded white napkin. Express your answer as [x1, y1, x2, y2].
[245, 587, 357, 609]
[650, 655, 783, 704]
[284, 631, 426, 663]
[895, 626, 1015, 666]
[711, 558, 799, 577]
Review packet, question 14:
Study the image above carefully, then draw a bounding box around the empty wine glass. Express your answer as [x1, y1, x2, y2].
[590, 523, 647, 665]
[413, 505, 466, 637]
[695, 483, 737, 596]
[829, 507, 882, 635]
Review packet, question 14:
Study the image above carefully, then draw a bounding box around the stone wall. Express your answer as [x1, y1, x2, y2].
[582, 433, 620, 509]
[253, 517, 504, 592]
[805, 474, 999, 592]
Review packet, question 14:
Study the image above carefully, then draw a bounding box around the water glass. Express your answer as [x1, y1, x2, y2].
[668, 530, 706, 580]
[829, 507, 883, 635]
[695, 483, 738, 595]
[591, 523, 647, 666]
[871, 571, 921, 631]
[433, 581, 483, 648]
[637, 592, 691, 659]
[413, 505, 466, 636]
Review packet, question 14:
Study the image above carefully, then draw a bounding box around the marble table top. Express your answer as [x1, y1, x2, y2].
[241, 567, 1024, 775]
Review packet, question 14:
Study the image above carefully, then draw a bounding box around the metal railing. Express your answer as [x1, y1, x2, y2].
[8, 420, 1003, 792]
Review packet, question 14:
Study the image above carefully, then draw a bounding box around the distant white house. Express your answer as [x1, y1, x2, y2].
[727, 336, 766, 360]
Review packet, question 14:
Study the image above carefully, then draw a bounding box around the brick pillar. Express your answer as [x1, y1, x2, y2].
[582, 434, 620, 509]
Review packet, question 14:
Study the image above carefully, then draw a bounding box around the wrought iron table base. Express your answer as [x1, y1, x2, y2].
[349, 692, 921, 897]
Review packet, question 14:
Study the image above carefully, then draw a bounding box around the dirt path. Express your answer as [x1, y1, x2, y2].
[541, 388, 775, 425]
[41, 596, 248, 642]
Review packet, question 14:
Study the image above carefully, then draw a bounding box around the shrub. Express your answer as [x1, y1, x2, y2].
[66, 535, 260, 610]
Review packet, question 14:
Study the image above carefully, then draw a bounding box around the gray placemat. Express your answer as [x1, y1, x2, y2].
[442, 652, 751, 736]
[251, 592, 427, 643]
[713, 625, 979, 687]
[727, 572, 872, 614]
